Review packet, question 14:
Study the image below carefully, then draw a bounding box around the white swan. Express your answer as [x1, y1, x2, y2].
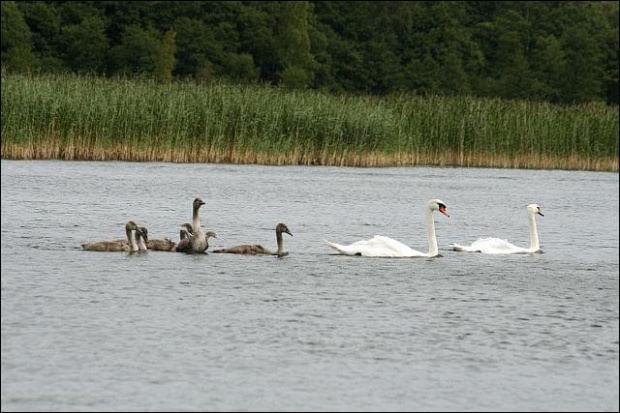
[325, 199, 450, 257]
[450, 204, 544, 254]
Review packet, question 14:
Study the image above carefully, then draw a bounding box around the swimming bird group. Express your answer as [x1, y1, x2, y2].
[82, 198, 545, 257]
[82, 197, 293, 256]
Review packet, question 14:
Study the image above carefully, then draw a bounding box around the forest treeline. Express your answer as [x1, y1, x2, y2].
[2, 1, 618, 104]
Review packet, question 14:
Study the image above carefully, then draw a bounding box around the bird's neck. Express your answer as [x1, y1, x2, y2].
[133, 231, 145, 251]
[276, 231, 285, 255]
[192, 207, 202, 235]
[127, 228, 138, 252]
[425, 208, 438, 257]
[138, 236, 147, 251]
[528, 213, 539, 251]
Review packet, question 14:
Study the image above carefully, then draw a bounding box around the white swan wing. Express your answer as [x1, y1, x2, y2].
[452, 237, 530, 254]
[326, 235, 425, 257]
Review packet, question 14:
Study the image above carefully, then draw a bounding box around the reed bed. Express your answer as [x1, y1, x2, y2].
[1, 73, 618, 171]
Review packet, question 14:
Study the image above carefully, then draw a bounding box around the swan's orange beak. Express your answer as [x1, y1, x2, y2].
[439, 205, 450, 217]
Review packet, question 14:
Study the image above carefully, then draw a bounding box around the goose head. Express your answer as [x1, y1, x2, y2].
[181, 222, 194, 235]
[138, 226, 149, 243]
[126, 221, 140, 231]
[276, 223, 293, 236]
[193, 198, 205, 210]
[179, 222, 194, 240]
[205, 231, 218, 240]
[428, 199, 450, 217]
[527, 204, 544, 217]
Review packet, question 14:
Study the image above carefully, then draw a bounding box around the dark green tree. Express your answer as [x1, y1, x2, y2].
[60, 15, 108, 73]
[19, 1, 64, 72]
[237, 2, 280, 83]
[530, 34, 565, 102]
[5, 0, 617, 103]
[1, 1, 35, 71]
[154, 29, 177, 82]
[600, 1, 619, 104]
[173, 17, 223, 79]
[276, 1, 315, 88]
[111, 25, 160, 75]
[222, 53, 259, 83]
[560, 26, 604, 103]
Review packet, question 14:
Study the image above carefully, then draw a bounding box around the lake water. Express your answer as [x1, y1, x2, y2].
[1, 160, 618, 412]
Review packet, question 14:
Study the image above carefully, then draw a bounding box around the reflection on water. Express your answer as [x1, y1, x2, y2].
[1, 160, 618, 411]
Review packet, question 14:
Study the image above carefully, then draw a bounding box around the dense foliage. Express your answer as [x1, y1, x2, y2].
[2, 73, 617, 170]
[2, 1, 618, 104]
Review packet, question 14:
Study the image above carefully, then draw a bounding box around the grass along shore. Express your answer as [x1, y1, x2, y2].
[2, 73, 618, 171]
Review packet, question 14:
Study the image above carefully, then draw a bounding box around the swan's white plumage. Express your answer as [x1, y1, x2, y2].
[325, 199, 449, 258]
[451, 237, 532, 254]
[327, 236, 427, 257]
[451, 204, 543, 255]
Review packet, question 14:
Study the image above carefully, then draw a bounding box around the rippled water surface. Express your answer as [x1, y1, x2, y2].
[1, 160, 618, 411]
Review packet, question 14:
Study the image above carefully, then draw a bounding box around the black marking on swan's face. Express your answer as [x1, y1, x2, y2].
[433, 200, 450, 217]
[276, 223, 293, 236]
[528, 204, 544, 217]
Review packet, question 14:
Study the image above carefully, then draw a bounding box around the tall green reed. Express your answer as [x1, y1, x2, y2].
[1, 73, 617, 170]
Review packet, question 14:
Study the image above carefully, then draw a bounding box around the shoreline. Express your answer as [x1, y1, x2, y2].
[2, 144, 616, 172]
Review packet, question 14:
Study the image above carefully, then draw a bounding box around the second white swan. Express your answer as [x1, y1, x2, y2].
[450, 204, 544, 254]
[325, 199, 450, 257]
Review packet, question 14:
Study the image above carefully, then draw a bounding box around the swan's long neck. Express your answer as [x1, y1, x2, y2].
[133, 230, 145, 251]
[127, 228, 138, 252]
[137, 234, 147, 251]
[193, 206, 202, 235]
[425, 208, 438, 257]
[276, 231, 285, 255]
[528, 212, 539, 251]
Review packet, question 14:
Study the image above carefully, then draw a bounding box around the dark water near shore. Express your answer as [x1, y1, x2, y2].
[1, 160, 618, 411]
